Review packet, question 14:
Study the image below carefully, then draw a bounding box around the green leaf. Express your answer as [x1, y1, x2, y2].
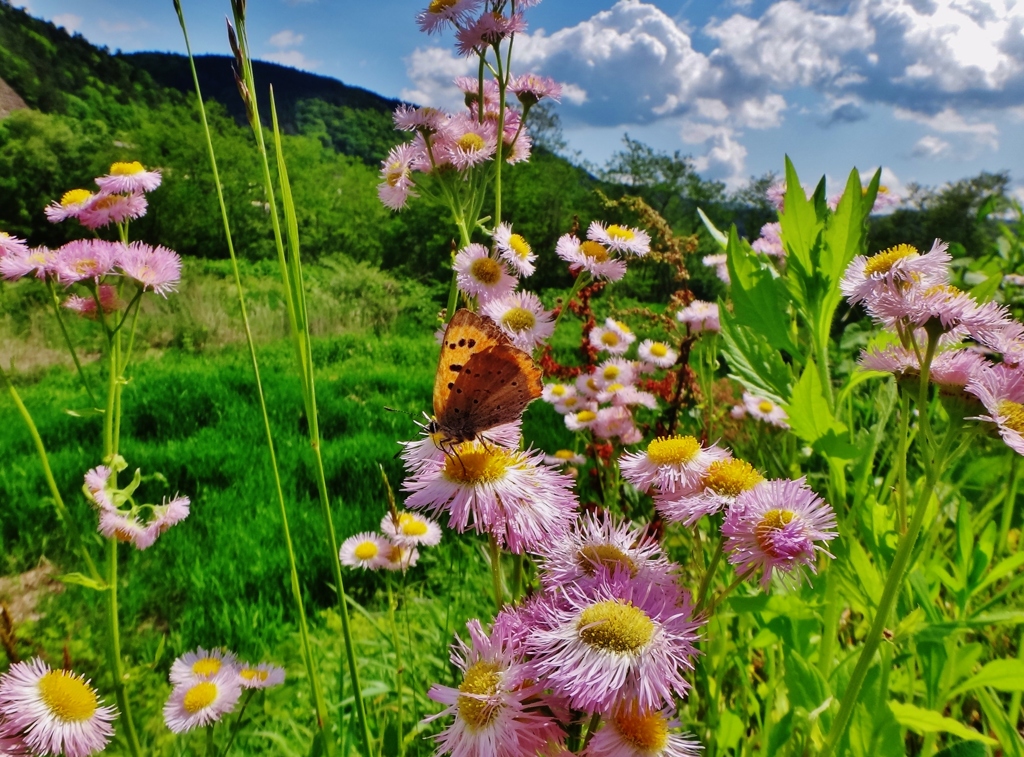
[785, 649, 831, 722]
[974, 551, 1024, 594]
[697, 207, 727, 249]
[934, 743, 990, 757]
[970, 272, 1003, 304]
[725, 225, 798, 355]
[889, 701, 997, 745]
[779, 156, 825, 273]
[948, 660, 1024, 699]
[816, 167, 868, 345]
[976, 689, 1024, 757]
[717, 709, 745, 754]
[58, 573, 108, 592]
[785, 360, 847, 446]
[845, 538, 883, 607]
[718, 306, 792, 403]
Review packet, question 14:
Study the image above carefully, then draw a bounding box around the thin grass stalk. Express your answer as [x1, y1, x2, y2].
[172, 3, 335, 750]
[45, 278, 97, 404]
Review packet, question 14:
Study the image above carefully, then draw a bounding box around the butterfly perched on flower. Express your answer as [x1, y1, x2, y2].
[429, 308, 543, 447]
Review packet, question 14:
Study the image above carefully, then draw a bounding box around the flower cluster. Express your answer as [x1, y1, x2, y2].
[621, 435, 837, 585]
[163, 647, 285, 733]
[730, 392, 790, 429]
[426, 511, 702, 756]
[0, 658, 117, 757]
[556, 221, 651, 283]
[83, 458, 190, 550]
[340, 509, 443, 571]
[43, 161, 160, 231]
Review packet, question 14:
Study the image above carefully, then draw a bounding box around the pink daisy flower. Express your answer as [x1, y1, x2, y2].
[871, 185, 901, 211]
[455, 12, 526, 57]
[117, 241, 181, 296]
[170, 648, 239, 687]
[528, 571, 702, 713]
[339, 532, 390, 570]
[620, 435, 730, 495]
[144, 495, 191, 543]
[702, 253, 730, 285]
[0, 658, 116, 757]
[416, 0, 480, 34]
[766, 181, 786, 211]
[454, 244, 517, 302]
[0, 246, 55, 281]
[378, 142, 420, 211]
[840, 239, 950, 307]
[676, 301, 720, 333]
[163, 669, 241, 734]
[442, 115, 498, 170]
[589, 319, 637, 356]
[83, 465, 115, 510]
[94, 161, 162, 194]
[52, 239, 117, 287]
[380, 542, 420, 571]
[77, 193, 148, 229]
[967, 363, 1024, 455]
[237, 663, 285, 690]
[585, 705, 701, 757]
[537, 511, 677, 592]
[44, 189, 95, 224]
[381, 511, 443, 548]
[565, 405, 599, 431]
[576, 373, 603, 399]
[587, 221, 651, 257]
[722, 477, 838, 588]
[403, 443, 578, 554]
[481, 291, 555, 351]
[742, 393, 789, 428]
[638, 340, 678, 369]
[0, 232, 29, 258]
[556, 234, 627, 281]
[510, 73, 562, 107]
[553, 394, 585, 415]
[98, 509, 155, 550]
[542, 382, 575, 404]
[594, 358, 637, 389]
[455, 76, 500, 110]
[64, 285, 122, 319]
[393, 104, 447, 134]
[751, 222, 784, 258]
[654, 457, 764, 526]
[492, 222, 536, 277]
[543, 449, 586, 466]
[592, 405, 643, 444]
[427, 618, 565, 757]
[597, 383, 658, 409]
[401, 419, 523, 474]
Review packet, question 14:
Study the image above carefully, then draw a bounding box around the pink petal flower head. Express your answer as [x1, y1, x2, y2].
[454, 243, 516, 302]
[98, 509, 156, 550]
[594, 358, 637, 389]
[527, 570, 702, 713]
[118, 241, 182, 296]
[455, 11, 526, 57]
[542, 381, 575, 405]
[597, 384, 658, 410]
[871, 184, 901, 211]
[676, 300, 720, 334]
[442, 114, 498, 170]
[44, 188, 95, 224]
[556, 233, 627, 281]
[967, 363, 1024, 456]
[593, 405, 644, 444]
[619, 435, 730, 495]
[401, 418, 523, 474]
[237, 663, 285, 690]
[589, 319, 637, 355]
[493, 222, 536, 276]
[751, 222, 784, 257]
[587, 221, 651, 256]
[454, 76, 501, 111]
[0, 657, 117, 757]
[426, 618, 565, 757]
[537, 511, 678, 592]
[64, 284, 122, 319]
[841, 239, 950, 308]
[585, 704, 702, 757]
[503, 129, 532, 164]
[77, 192, 148, 229]
[163, 669, 241, 734]
[94, 161, 162, 194]
[655, 457, 764, 526]
[403, 442, 578, 554]
[702, 253, 730, 285]
[380, 541, 420, 571]
[0, 232, 29, 259]
[510, 73, 562, 107]
[169, 647, 240, 687]
[53, 239, 117, 286]
[0, 246, 55, 281]
[377, 142, 420, 211]
[381, 511, 443, 548]
[722, 477, 838, 589]
[339, 532, 390, 570]
[565, 404, 600, 431]
[393, 104, 448, 134]
[765, 181, 786, 211]
[481, 291, 555, 351]
[144, 495, 191, 543]
[544, 449, 586, 466]
[742, 392, 789, 428]
[415, 0, 481, 34]
[576, 372, 603, 399]
[83, 465, 115, 510]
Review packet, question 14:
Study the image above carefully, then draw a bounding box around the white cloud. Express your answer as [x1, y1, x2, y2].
[400, 47, 474, 109]
[894, 107, 999, 150]
[269, 30, 304, 48]
[264, 50, 320, 70]
[51, 13, 82, 33]
[912, 135, 953, 159]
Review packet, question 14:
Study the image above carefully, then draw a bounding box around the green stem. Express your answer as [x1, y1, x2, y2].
[104, 539, 142, 757]
[581, 712, 602, 752]
[511, 552, 524, 602]
[489, 534, 504, 611]
[219, 690, 255, 757]
[386, 579, 404, 757]
[205, 723, 216, 757]
[695, 540, 724, 614]
[896, 389, 912, 533]
[998, 452, 1019, 555]
[46, 278, 97, 404]
[552, 272, 591, 331]
[703, 568, 752, 618]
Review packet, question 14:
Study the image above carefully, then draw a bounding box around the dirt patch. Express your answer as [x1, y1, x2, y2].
[0, 76, 27, 120]
[0, 559, 64, 625]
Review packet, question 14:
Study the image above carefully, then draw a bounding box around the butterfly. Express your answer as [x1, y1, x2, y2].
[429, 308, 543, 447]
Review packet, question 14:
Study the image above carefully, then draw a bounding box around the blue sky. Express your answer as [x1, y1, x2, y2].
[15, 0, 1024, 197]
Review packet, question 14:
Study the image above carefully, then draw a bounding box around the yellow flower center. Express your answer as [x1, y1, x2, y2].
[385, 161, 406, 186]
[60, 189, 92, 207]
[508, 234, 531, 259]
[613, 707, 670, 752]
[501, 307, 536, 333]
[38, 670, 98, 723]
[580, 240, 609, 262]
[457, 661, 502, 730]
[562, 396, 579, 408]
[606, 224, 636, 242]
[90, 195, 123, 211]
[354, 540, 380, 560]
[443, 445, 514, 484]
[240, 669, 269, 683]
[601, 331, 621, 347]
[577, 599, 654, 653]
[586, 378, 600, 392]
[923, 284, 964, 301]
[554, 449, 576, 460]
[755, 509, 795, 557]
[110, 160, 145, 176]
[457, 133, 486, 152]
[758, 400, 774, 414]
[605, 383, 625, 393]
[183, 681, 218, 714]
[704, 459, 763, 498]
[646, 435, 700, 466]
[192, 657, 222, 677]
[602, 365, 621, 380]
[574, 410, 596, 423]
[863, 244, 919, 276]
[997, 400, 1024, 433]
[428, 0, 459, 13]
[550, 384, 567, 397]
[650, 342, 668, 358]
[614, 320, 632, 334]
[576, 544, 637, 577]
[469, 257, 503, 285]
[384, 544, 407, 563]
[398, 513, 428, 537]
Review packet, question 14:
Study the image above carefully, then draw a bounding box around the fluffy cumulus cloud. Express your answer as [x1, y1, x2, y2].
[403, 0, 1024, 185]
[264, 28, 320, 70]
